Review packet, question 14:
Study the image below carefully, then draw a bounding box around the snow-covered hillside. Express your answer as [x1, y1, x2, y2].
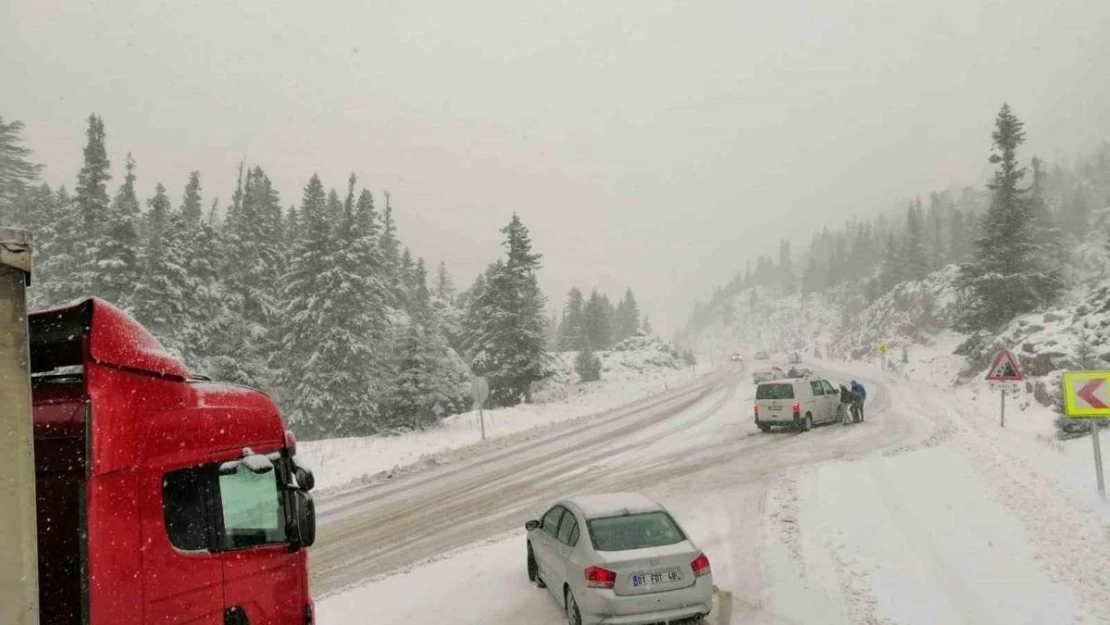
[685, 205, 1110, 440]
[298, 336, 700, 494]
[689, 265, 961, 366]
[690, 286, 842, 360]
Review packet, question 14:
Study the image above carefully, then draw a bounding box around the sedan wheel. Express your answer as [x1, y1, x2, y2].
[526, 543, 538, 583]
[565, 588, 583, 625]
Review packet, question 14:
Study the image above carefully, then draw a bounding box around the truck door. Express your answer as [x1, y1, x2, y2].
[144, 463, 225, 624]
[215, 458, 304, 625]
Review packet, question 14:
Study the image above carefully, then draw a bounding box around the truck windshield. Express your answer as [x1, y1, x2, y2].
[219, 464, 287, 550]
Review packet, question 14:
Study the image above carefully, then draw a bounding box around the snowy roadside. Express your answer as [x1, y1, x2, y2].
[300, 345, 711, 496]
[761, 344, 1110, 624]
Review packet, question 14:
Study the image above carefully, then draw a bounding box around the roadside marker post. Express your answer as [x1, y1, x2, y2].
[1062, 371, 1109, 499]
[984, 349, 1023, 429]
[877, 341, 888, 373]
[471, 376, 489, 441]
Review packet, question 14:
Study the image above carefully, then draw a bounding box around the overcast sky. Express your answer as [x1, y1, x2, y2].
[3, 0, 1109, 335]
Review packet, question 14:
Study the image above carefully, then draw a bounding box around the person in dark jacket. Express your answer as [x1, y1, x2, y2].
[838, 384, 853, 425]
[850, 380, 866, 422]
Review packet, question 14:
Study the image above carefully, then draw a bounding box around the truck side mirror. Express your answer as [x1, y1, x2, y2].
[294, 466, 315, 491]
[289, 491, 316, 551]
[525, 519, 540, 531]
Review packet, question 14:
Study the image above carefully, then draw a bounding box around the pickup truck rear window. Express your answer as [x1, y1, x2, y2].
[756, 383, 794, 400]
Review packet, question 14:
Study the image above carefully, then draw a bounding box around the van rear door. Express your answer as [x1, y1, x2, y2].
[756, 382, 796, 422]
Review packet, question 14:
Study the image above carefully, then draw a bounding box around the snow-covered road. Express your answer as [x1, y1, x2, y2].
[311, 358, 1110, 624]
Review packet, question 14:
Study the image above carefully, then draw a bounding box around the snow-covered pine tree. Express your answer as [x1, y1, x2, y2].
[877, 231, 905, 294]
[464, 213, 550, 405]
[400, 247, 415, 287]
[902, 199, 930, 281]
[382, 321, 471, 431]
[957, 104, 1060, 331]
[583, 289, 611, 350]
[73, 115, 113, 298]
[89, 146, 140, 309]
[284, 204, 299, 247]
[114, 154, 141, 219]
[181, 171, 203, 223]
[558, 287, 586, 351]
[325, 189, 342, 236]
[1027, 157, 1066, 300]
[352, 189, 392, 356]
[0, 116, 43, 207]
[430, 260, 464, 347]
[618, 289, 640, 341]
[163, 173, 227, 368]
[283, 174, 390, 436]
[411, 257, 431, 321]
[380, 190, 401, 275]
[434, 260, 455, 302]
[275, 173, 351, 435]
[215, 166, 284, 380]
[575, 346, 602, 382]
[131, 183, 191, 353]
[33, 186, 84, 308]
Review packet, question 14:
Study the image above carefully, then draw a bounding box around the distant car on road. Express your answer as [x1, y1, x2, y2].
[752, 369, 777, 384]
[753, 377, 840, 432]
[730, 353, 742, 362]
[754, 351, 770, 360]
[525, 493, 714, 625]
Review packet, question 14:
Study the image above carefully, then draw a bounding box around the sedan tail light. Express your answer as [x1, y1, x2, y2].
[691, 553, 711, 578]
[585, 566, 617, 589]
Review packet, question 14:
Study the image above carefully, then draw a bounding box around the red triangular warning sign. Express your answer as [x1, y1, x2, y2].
[985, 349, 1023, 382]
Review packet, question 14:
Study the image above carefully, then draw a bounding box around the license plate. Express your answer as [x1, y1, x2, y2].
[632, 569, 680, 587]
[768, 406, 782, 412]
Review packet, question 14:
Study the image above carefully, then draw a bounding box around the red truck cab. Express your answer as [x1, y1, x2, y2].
[31, 298, 316, 625]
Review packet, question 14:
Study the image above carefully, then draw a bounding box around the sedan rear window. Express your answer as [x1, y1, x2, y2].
[756, 383, 794, 400]
[586, 512, 686, 552]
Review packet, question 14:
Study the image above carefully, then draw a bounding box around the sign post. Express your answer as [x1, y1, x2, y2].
[984, 349, 1023, 428]
[1062, 371, 1109, 499]
[877, 342, 888, 373]
[471, 376, 489, 441]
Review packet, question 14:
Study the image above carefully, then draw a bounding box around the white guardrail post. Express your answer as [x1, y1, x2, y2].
[0, 228, 38, 625]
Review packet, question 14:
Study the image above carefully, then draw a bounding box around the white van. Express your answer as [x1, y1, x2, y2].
[753, 377, 839, 432]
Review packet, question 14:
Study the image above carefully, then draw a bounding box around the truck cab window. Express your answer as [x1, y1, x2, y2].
[218, 463, 287, 549]
[162, 468, 210, 551]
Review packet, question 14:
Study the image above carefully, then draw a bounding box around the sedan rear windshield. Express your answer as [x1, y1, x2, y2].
[757, 383, 795, 400]
[586, 512, 686, 552]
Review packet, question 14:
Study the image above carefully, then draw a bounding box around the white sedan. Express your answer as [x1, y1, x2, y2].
[525, 493, 714, 625]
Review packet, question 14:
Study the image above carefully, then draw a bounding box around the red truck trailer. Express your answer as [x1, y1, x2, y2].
[1, 228, 317, 625]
